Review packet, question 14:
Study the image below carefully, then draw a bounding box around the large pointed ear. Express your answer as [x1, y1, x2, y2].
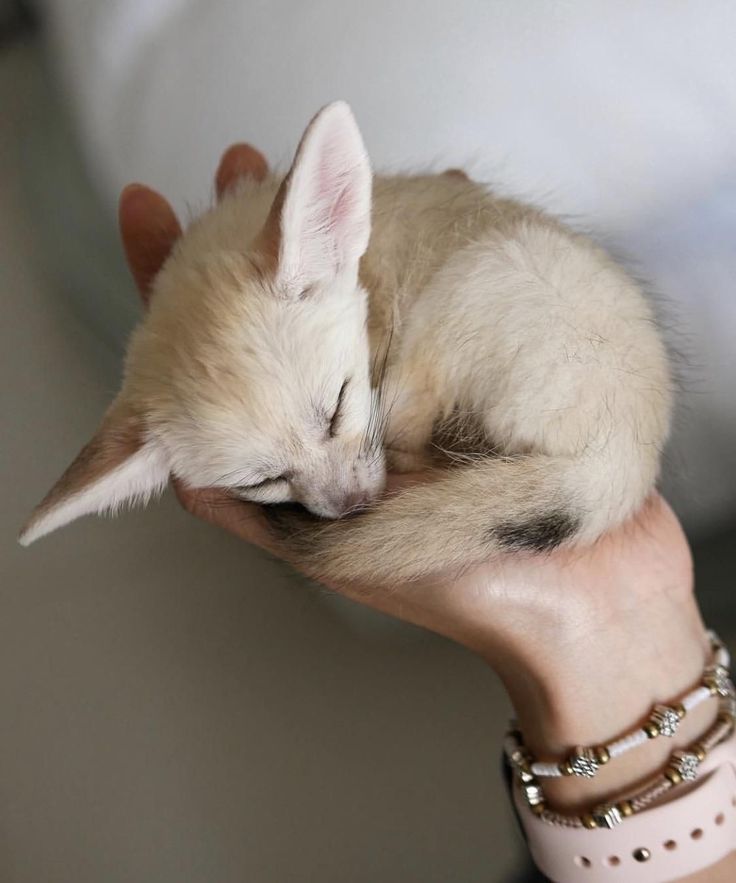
[19, 399, 169, 545]
[262, 101, 372, 294]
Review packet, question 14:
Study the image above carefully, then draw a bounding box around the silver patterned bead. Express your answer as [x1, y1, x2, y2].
[592, 804, 623, 829]
[705, 665, 735, 698]
[672, 750, 700, 782]
[568, 747, 599, 779]
[652, 705, 681, 737]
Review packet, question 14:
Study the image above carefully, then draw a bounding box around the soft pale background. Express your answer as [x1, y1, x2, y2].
[2, 2, 736, 881]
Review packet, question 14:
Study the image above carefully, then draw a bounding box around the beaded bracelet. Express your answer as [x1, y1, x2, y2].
[507, 631, 732, 783]
[506, 695, 736, 829]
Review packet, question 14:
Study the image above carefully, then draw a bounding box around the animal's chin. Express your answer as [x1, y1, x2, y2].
[259, 502, 329, 543]
[259, 497, 374, 545]
[260, 500, 368, 524]
[263, 501, 320, 520]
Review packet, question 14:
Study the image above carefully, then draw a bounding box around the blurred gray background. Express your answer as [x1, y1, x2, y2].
[1, 2, 735, 881]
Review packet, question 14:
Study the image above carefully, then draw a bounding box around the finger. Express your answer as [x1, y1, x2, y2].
[118, 183, 182, 307]
[172, 479, 276, 551]
[215, 143, 269, 200]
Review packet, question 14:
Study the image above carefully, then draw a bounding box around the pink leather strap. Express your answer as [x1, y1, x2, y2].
[513, 731, 736, 882]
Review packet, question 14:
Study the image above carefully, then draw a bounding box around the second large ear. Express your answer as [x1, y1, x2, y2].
[265, 101, 372, 294]
[19, 398, 169, 546]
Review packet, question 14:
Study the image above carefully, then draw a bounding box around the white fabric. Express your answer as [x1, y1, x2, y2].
[39, 0, 736, 530]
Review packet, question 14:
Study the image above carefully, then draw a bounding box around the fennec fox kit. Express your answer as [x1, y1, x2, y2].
[21, 102, 672, 583]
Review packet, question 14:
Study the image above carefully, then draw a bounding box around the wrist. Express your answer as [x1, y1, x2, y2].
[508, 588, 710, 751]
[503, 611, 715, 810]
[495, 582, 713, 809]
[478, 497, 711, 808]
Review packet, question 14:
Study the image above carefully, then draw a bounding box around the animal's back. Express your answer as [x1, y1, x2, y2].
[271, 173, 674, 584]
[19, 101, 673, 579]
[140, 169, 674, 584]
[362, 175, 533, 333]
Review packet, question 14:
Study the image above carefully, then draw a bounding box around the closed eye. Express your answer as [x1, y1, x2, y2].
[238, 473, 290, 491]
[329, 378, 350, 438]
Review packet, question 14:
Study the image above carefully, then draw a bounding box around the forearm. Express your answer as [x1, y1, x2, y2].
[478, 501, 735, 880]
[504, 604, 736, 881]
[502, 584, 713, 809]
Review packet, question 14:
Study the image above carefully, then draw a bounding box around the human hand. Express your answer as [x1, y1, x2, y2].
[119, 144, 711, 810]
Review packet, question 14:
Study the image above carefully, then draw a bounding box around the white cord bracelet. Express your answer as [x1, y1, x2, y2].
[507, 631, 733, 781]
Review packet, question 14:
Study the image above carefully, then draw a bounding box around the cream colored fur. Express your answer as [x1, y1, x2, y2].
[21, 102, 672, 585]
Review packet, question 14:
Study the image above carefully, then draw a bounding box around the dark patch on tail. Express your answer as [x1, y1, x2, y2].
[492, 510, 580, 553]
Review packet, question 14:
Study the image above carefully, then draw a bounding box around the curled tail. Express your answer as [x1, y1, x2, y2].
[264, 449, 658, 585]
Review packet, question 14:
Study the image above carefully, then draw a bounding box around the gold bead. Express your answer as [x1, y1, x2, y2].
[594, 746, 610, 765]
[582, 814, 598, 829]
[530, 802, 546, 816]
[704, 664, 733, 698]
[665, 768, 682, 785]
[644, 723, 659, 739]
[693, 744, 706, 762]
[675, 703, 687, 720]
[618, 800, 634, 817]
[559, 760, 574, 777]
[510, 748, 525, 765]
[517, 748, 532, 764]
[512, 750, 533, 775]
